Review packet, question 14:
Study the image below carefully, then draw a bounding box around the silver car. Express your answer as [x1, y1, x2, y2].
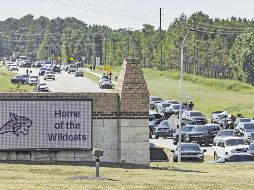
[44, 71, 55, 80]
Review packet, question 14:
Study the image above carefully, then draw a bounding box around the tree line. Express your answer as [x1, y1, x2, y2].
[1, 12, 254, 83]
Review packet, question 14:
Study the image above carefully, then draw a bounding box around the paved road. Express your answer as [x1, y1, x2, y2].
[149, 137, 214, 157]
[16, 68, 111, 93]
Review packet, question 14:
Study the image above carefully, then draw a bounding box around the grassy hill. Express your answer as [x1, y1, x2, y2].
[143, 68, 254, 118]
[90, 66, 254, 118]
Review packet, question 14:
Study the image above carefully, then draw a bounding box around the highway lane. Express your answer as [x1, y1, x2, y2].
[16, 68, 111, 93]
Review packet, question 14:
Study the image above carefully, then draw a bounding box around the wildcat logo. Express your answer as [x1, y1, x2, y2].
[0, 113, 33, 137]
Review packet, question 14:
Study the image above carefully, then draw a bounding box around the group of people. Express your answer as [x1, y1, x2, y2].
[183, 101, 194, 110]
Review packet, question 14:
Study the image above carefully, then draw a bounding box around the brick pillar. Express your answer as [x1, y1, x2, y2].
[116, 58, 150, 165]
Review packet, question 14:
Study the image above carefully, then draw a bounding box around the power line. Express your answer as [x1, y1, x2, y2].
[65, 0, 160, 20]
[40, 0, 162, 25]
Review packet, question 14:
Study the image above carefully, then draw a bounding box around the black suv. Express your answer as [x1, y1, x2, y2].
[182, 111, 207, 125]
[172, 143, 206, 162]
[185, 124, 220, 146]
[173, 125, 195, 145]
[51, 65, 61, 73]
[154, 120, 174, 139]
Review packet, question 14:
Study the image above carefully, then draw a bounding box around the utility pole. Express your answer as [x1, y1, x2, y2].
[128, 34, 130, 57]
[160, 8, 162, 71]
[104, 36, 107, 65]
[178, 30, 190, 163]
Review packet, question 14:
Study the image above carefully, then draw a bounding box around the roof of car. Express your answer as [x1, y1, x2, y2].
[219, 129, 235, 132]
[205, 124, 220, 126]
[178, 143, 200, 146]
[218, 136, 244, 140]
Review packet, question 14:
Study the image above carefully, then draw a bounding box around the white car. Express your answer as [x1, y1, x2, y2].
[213, 137, 249, 159]
[99, 75, 110, 83]
[37, 83, 49, 92]
[44, 71, 55, 80]
[5, 61, 14, 69]
[29, 75, 40, 85]
[9, 64, 19, 71]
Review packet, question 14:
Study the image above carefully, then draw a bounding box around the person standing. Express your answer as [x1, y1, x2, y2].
[189, 101, 194, 110]
[109, 70, 112, 82]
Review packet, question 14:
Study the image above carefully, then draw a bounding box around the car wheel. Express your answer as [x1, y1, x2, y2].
[200, 158, 204, 162]
[155, 136, 159, 139]
[173, 142, 177, 145]
[44, 78, 46, 80]
[173, 159, 177, 162]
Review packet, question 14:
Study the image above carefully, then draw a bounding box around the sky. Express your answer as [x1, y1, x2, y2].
[0, 0, 253, 30]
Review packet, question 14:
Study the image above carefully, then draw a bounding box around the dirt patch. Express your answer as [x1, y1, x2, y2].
[67, 175, 119, 181]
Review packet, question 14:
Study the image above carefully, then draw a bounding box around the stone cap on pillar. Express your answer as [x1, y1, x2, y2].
[116, 58, 149, 113]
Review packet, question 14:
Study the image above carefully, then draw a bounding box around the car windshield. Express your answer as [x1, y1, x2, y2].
[39, 83, 47, 86]
[181, 127, 194, 133]
[243, 123, 254, 130]
[158, 120, 169, 128]
[162, 103, 170, 108]
[177, 144, 201, 151]
[40, 68, 47, 71]
[46, 72, 54, 74]
[173, 105, 180, 109]
[30, 76, 38, 79]
[239, 118, 251, 122]
[191, 126, 208, 132]
[190, 112, 203, 117]
[149, 114, 161, 121]
[225, 139, 245, 146]
[167, 100, 178, 104]
[217, 130, 234, 136]
[102, 76, 109, 79]
[151, 97, 162, 101]
[219, 115, 228, 119]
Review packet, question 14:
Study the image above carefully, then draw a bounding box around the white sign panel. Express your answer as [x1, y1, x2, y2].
[96, 57, 100, 66]
[0, 99, 92, 150]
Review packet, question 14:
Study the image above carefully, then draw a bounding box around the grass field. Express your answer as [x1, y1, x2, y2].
[0, 69, 34, 92]
[89, 65, 254, 118]
[0, 162, 254, 190]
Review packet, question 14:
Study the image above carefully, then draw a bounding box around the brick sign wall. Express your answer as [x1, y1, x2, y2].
[0, 58, 149, 165]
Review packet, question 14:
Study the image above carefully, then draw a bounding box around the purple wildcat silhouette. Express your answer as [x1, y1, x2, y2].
[0, 113, 33, 137]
